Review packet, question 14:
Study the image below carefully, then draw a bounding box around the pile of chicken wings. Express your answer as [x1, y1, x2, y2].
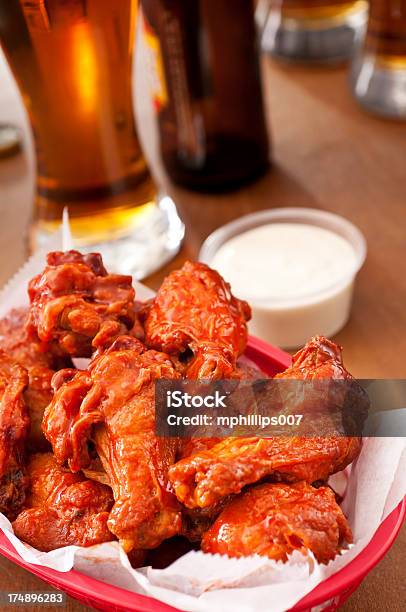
[0, 251, 361, 565]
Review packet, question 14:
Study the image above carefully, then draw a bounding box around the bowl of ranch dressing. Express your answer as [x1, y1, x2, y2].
[199, 208, 366, 349]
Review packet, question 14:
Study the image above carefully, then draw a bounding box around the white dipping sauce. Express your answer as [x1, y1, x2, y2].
[210, 223, 359, 349]
[211, 223, 357, 302]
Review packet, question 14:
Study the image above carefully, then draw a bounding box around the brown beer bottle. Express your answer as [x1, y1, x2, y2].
[140, 0, 270, 192]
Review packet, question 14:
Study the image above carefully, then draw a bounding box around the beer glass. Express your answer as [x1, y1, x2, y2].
[0, 0, 184, 277]
[351, 1, 406, 118]
[261, 1, 368, 63]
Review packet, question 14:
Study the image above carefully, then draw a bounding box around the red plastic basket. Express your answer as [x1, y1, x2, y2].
[0, 336, 404, 612]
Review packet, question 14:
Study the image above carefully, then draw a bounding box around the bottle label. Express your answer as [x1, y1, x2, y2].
[142, 13, 168, 112]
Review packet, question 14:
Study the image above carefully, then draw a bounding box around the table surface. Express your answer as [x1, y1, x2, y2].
[0, 44, 405, 612]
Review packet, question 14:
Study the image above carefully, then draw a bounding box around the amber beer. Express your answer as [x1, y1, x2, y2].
[262, 0, 367, 62]
[0, 1, 160, 252]
[365, 0, 406, 61]
[350, 1, 406, 118]
[276, 0, 366, 20]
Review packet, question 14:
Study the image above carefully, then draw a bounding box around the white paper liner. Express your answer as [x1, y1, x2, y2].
[0, 229, 405, 612]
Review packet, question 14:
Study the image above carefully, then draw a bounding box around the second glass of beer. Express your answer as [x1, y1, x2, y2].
[262, 0, 368, 63]
[0, 0, 184, 277]
[351, 0, 406, 118]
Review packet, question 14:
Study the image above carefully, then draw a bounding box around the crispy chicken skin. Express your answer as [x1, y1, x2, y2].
[168, 336, 362, 509]
[43, 336, 182, 551]
[0, 350, 29, 519]
[144, 261, 251, 378]
[0, 307, 62, 451]
[12, 453, 114, 551]
[27, 251, 135, 357]
[201, 482, 352, 564]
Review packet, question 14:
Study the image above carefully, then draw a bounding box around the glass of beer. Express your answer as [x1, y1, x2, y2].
[0, 0, 184, 277]
[261, 0, 368, 63]
[351, 1, 406, 118]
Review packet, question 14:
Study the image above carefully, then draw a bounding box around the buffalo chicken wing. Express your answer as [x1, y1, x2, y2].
[202, 482, 352, 564]
[0, 307, 71, 450]
[145, 261, 251, 378]
[0, 350, 29, 519]
[169, 336, 362, 509]
[13, 453, 114, 551]
[27, 251, 135, 357]
[43, 336, 182, 551]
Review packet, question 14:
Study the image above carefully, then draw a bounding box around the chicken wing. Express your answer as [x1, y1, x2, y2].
[176, 356, 268, 462]
[168, 336, 362, 509]
[0, 307, 65, 451]
[23, 367, 54, 451]
[0, 307, 68, 370]
[144, 261, 251, 378]
[0, 350, 29, 519]
[13, 453, 114, 551]
[43, 336, 182, 551]
[27, 251, 135, 357]
[181, 498, 232, 542]
[145, 262, 251, 464]
[273, 335, 353, 381]
[201, 482, 352, 564]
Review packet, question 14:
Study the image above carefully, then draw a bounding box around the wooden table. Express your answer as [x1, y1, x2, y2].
[0, 46, 405, 611]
